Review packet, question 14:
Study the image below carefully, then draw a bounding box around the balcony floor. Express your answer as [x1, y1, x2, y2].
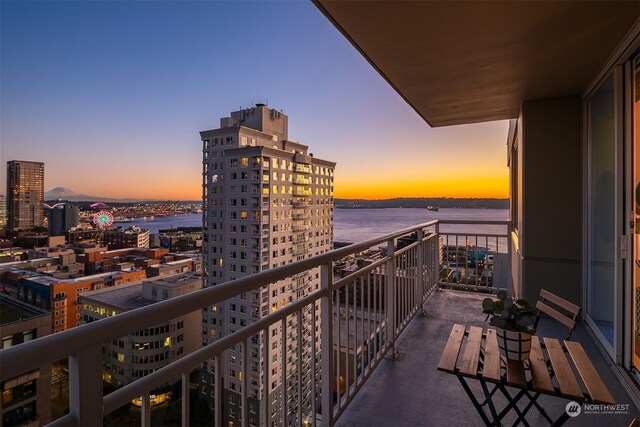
[336, 289, 640, 427]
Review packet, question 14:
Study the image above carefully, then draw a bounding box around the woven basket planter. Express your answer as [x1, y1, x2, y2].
[496, 329, 532, 361]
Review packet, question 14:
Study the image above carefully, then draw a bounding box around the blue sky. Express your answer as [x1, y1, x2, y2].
[1, 1, 508, 200]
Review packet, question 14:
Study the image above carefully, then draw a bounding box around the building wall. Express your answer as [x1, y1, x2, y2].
[6, 161, 45, 231]
[80, 274, 202, 388]
[516, 96, 583, 305]
[201, 105, 335, 426]
[0, 296, 52, 426]
[47, 205, 79, 237]
[16, 269, 147, 333]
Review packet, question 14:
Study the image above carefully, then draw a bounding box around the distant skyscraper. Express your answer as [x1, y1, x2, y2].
[201, 104, 335, 425]
[6, 161, 45, 231]
[0, 194, 6, 229]
[47, 204, 79, 236]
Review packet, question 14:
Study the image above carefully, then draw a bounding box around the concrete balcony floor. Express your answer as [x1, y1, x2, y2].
[336, 290, 640, 427]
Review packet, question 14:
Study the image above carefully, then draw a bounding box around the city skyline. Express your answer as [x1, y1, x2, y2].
[1, 1, 509, 201]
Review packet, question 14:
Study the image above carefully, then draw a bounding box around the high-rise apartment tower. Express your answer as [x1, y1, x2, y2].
[6, 161, 45, 231]
[200, 104, 335, 426]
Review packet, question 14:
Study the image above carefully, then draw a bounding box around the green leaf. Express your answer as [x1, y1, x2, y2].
[516, 315, 535, 328]
[497, 290, 507, 301]
[509, 304, 519, 315]
[489, 316, 509, 329]
[495, 300, 504, 313]
[482, 298, 495, 312]
[504, 299, 513, 310]
[516, 299, 530, 307]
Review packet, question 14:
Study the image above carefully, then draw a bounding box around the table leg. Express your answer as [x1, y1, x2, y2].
[550, 412, 570, 427]
[479, 384, 500, 406]
[521, 391, 553, 424]
[496, 386, 530, 427]
[481, 381, 502, 426]
[457, 376, 493, 426]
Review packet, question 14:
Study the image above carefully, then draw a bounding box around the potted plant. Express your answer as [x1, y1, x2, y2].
[482, 291, 539, 361]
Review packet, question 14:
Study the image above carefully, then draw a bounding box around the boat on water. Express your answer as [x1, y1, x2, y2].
[426, 205, 439, 211]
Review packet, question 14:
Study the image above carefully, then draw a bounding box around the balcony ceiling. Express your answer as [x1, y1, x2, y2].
[314, 1, 639, 127]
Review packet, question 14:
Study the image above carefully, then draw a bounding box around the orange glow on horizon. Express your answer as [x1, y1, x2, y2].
[333, 176, 509, 200]
[79, 176, 508, 201]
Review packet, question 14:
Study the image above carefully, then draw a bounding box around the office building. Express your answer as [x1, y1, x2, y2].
[80, 273, 202, 389]
[104, 226, 150, 250]
[0, 294, 51, 426]
[6, 161, 45, 231]
[0, 195, 6, 230]
[200, 104, 335, 425]
[46, 204, 79, 237]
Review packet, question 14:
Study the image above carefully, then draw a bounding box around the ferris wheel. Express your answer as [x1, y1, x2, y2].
[93, 211, 114, 227]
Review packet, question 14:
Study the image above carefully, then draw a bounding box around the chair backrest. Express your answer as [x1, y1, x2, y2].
[535, 289, 581, 339]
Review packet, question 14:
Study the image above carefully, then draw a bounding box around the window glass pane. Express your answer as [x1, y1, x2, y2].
[588, 74, 615, 344]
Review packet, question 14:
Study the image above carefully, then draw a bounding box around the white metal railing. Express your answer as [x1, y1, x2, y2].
[436, 220, 511, 292]
[0, 219, 495, 427]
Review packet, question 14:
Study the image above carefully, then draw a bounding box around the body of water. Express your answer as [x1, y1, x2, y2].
[117, 208, 509, 243]
[333, 208, 509, 243]
[114, 215, 202, 234]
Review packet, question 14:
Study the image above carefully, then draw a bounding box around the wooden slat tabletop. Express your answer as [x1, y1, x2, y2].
[438, 325, 615, 406]
[544, 338, 584, 401]
[565, 341, 615, 404]
[506, 359, 526, 387]
[459, 326, 483, 377]
[528, 336, 554, 394]
[437, 324, 465, 373]
[482, 329, 501, 382]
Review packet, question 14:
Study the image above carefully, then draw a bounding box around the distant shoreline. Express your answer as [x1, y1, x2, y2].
[334, 206, 508, 210]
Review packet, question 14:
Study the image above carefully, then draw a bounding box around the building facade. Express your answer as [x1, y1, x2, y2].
[0, 194, 7, 230]
[80, 273, 202, 389]
[0, 294, 51, 427]
[46, 204, 79, 237]
[9, 269, 147, 333]
[6, 161, 45, 231]
[104, 226, 150, 250]
[200, 104, 335, 426]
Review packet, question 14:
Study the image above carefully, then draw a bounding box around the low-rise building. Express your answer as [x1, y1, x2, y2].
[157, 227, 202, 253]
[146, 256, 202, 278]
[8, 269, 147, 333]
[0, 294, 51, 426]
[65, 227, 103, 245]
[80, 273, 202, 389]
[104, 227, 150, 250]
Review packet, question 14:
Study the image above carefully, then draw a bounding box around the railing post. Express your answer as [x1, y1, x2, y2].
[433, 236, 440, 291]
[320, 262, 334, 426]
[68, 344, 103, 426]
[141, 393, 151, 427]
[386, 238, 396, 358]
[416, 229, 425, 316]
[182, 372, 190, 427]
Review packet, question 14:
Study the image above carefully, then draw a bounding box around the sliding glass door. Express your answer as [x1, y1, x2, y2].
[586, 73, 618, 355]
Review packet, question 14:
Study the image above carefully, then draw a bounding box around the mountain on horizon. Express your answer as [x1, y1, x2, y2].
[45, 187, 142, 203]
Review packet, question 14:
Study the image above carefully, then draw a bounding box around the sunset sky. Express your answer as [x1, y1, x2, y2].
[1, 1, 509, 201]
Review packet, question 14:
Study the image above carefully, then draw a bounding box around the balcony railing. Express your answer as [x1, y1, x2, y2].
[0, 220, 506, 427]
[436, 220, 510, 293]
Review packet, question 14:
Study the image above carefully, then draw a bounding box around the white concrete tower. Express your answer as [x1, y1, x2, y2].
[200, 104, 335, 426]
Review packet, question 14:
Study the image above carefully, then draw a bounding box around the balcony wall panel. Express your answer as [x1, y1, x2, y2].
[519, 96, 583, 304]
